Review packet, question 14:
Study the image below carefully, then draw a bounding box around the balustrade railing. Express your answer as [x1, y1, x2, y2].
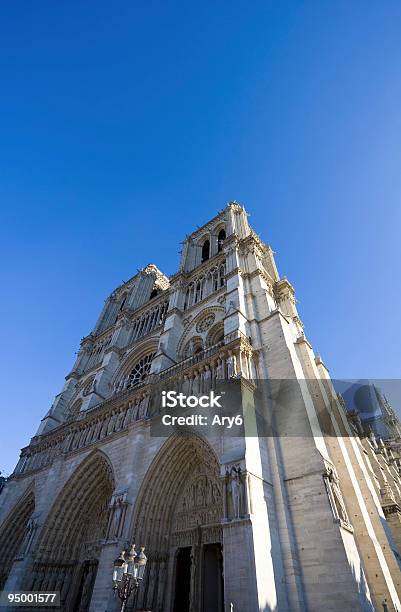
[13, 329, 255, 478]
[158, 341, 224, 381]
[224, 329, 251, 346]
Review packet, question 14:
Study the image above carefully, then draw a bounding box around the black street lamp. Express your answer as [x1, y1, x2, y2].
[113, 543, 148, 611]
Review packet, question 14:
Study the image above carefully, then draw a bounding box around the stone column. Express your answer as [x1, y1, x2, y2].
[88, 542, 121, 612]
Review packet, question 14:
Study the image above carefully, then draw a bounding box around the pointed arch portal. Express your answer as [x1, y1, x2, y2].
[0, 489, 35, 589]
[28, 452, 114, 612]
[132, 435, 224, 612]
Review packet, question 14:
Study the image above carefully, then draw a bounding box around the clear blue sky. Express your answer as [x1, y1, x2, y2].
[1, 1, 401, 474]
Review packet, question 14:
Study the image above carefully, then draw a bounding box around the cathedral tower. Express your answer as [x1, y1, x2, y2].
[1, 203, 401, 611]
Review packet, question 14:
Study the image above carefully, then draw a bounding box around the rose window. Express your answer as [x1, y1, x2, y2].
[196, 313, 215, 333]
[127, 353, 155, 388]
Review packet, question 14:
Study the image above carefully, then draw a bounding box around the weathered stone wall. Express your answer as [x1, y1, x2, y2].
[1, 203, 401, 611]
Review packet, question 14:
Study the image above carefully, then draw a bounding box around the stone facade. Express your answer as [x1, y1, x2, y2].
[1, 202, 401, 611]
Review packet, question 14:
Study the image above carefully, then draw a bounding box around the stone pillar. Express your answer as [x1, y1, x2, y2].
[151, 280, 185, 373]
[89, 542, 120, 612]
[217, 378, 286, 611]
[311, 351, 401, 610]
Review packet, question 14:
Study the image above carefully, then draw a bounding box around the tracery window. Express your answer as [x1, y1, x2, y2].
[201, 239, 210, 263]
[207, 322, 224, 346]
[219, 263, 225, 287]
[85, 335, 112, 371]
[217, 228, 226, 252]
[183, 263, 226, 310]
[82, 377, 95, 396]
[69, 399, 83, 417]
[127, 353, 155, 388]
[184, 337, 203, 358]
[129, 300, 168, 343]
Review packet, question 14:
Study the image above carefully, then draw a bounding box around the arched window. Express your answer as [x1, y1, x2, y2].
[127, 353, 155, 388]
[119, 294, 127, 311]
[195, 281, 201, 303]
[217, 229, 226, 252]
[207, 322, 224, 347]
[0, 492, 35, 590]
[184, 337, 203, 358]
[150, 288, 159, 300]
[69, 399, 83, 418]
[201, 239, 210, 263]
[82, 377, 95, 396]
[219, 264, 225, 287]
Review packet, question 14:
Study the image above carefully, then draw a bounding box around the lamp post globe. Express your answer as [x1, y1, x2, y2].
[135, 547, 148, 581]
[112, 543, 147, 612]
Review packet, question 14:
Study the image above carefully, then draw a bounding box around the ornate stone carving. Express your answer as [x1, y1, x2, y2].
[17, 514, 39, 557]
[227, 466, 244, 519]
[173, 467, 222, 533]
[82, 376, 96, 397]
[106, 491, 129, 541]
[226, 353, 237, 379]
[323, 464, 351, 527]
[196, 313, 215, 333]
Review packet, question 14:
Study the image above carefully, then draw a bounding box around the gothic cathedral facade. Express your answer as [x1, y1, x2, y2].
[1, 203, 401, 611]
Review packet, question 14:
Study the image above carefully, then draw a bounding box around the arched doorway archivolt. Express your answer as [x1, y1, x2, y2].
[0, 487, 35, 589]
[29, 450, 114, 611]
[131, 434, 224, 612]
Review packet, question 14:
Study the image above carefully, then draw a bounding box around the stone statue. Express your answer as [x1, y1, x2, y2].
[61, 568, 72, 601]
[19, 517, 37, 556]
[78, 567, 93, 612]
[187, 338, 195, 357]
[115, 409, 125, 431]
[189, 546, 200, 612]
[138, 396, 148, 419]
[325, 466, 349, 524]
[109, 497, 123, 539]
[122, 403, 133, 427]
[192, 373, 201, 396]
[227, 354, 237, 378]
[93, 419, 103, 440]
[107, 412, 118, 435]
[230, 467, 243, 519]
[216, 359, 224, 380]
[202, 366, 212, 393]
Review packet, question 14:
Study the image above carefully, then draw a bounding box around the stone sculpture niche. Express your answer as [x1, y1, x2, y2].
[224, 465, 248, 520]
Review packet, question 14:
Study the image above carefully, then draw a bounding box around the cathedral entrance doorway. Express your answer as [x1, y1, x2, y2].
[201, 543, 223, 612]
[132, 435, 224, 612]
[27, 452, 114, 612]
[172, 547, 191, 612]
[72, 559, 98, 612]
[0, 490, 35, 589]
[171, 543, 223, 612]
